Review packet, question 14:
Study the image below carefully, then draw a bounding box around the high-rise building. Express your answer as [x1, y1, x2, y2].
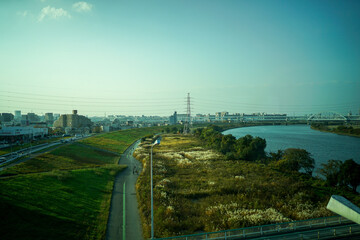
[53, 110, 92, 129]
[14, 110, 21, 120]
[169, 111, 178, 125]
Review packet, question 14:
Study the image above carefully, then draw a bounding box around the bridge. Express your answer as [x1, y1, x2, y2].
[156, 216, 359, 240]
[307, 112, 348, 122]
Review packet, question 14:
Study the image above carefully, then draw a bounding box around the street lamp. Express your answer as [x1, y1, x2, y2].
[150, 139, 160, 240]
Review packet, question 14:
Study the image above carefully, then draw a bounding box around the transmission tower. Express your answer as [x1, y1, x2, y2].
[183, 93, 191, 134]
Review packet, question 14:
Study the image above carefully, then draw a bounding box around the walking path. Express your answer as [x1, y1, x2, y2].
[106, 140, 143, 240]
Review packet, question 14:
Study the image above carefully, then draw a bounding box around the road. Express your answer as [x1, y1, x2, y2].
[0, 135, 89, 170]
[106, 140, 143, 240]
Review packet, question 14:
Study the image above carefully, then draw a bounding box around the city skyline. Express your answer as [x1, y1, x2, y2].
[1, 0, 360, 116]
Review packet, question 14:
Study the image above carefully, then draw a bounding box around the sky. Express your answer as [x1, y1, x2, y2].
[0, 0, 360, 116]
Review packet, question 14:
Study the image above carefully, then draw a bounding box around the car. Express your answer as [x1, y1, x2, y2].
[0, 157, 6, 163]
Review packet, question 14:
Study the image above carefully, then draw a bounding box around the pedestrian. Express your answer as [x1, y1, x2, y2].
[133, 166, 136, 174]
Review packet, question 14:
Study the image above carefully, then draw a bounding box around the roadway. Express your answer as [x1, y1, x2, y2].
[0, 135, 89, 171]
[106, 140, 143, 240]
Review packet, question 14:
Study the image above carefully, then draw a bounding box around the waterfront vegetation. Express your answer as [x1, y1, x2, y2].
[135, 131, 360, 238]
[311, 123, 360, 137]
[319, 159, 360, 192]
[0, 126, 164, 240]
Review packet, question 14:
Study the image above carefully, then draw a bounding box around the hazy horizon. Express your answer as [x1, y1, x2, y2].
[1, 0, 360, 116]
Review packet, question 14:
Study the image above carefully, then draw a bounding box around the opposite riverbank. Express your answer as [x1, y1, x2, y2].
[311, 124, 360, 138]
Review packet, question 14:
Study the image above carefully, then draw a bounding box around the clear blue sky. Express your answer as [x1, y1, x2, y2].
[1, 0, 359, 116]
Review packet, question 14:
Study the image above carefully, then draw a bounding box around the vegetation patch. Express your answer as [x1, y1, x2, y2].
[0, 127, 168, 239]
[311, 123, 360, 137]
[0, 144, 119, 177]
[79, 127, 164, 153]
[135, 134, 360, 239]
[0, 166, 125, 240]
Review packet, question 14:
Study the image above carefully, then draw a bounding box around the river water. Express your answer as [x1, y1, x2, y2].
[223, 125, 360, 170]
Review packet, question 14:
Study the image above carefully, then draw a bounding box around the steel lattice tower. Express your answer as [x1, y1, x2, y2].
[183, 93, 191, 134]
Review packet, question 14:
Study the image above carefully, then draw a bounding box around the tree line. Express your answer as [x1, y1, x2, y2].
[194, 125, 316, 176]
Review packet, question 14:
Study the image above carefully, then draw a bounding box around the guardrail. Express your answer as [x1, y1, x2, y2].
[156, 216, 352, 240]
[255, 224, 360, 240]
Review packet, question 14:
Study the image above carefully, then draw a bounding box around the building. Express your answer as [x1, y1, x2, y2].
[53, 113, 60, 121]
[27, 113, 40, 122]
[0, 126, 48, 143]
[44, 113, 54, 126]
[14, 110, 21, 121]
[169, 111, 178, 125]
[0, 113, 14, 123]
[53, 110, 92, 130]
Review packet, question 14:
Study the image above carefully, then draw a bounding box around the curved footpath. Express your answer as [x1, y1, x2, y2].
[106, 140, 143, 240]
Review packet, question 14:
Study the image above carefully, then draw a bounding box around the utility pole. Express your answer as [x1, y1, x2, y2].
[183, 93, 191, 134]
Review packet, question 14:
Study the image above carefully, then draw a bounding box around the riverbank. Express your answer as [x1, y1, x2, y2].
[134, 134, 360, 239]
[311, 124, 360, 138]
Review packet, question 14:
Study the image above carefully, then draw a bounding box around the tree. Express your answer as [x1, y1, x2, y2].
[269, 150, 284, 161]
[220, 134, 236, 154]
[339, 159, 360, 192]
[318, 160, 343, 187]
[279, 148, 315, 176]
[171, 126, 178, 133]
[249, 137, 267, 160]
[165, 127, 171, 133]
[234, 135, 266, 161]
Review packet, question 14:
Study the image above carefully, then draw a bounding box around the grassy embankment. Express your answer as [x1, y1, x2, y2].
[79, 126, 164, 153]
[311, 124, 360, 137]
[0, 126, 164, 240]
[135, 134, 360, 239]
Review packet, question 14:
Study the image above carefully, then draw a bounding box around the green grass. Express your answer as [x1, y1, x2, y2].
[80, 127, 164, 153]
[0, 166, 126, 240]
[0, 127, 161, 239]
[0, 144, 119, 177]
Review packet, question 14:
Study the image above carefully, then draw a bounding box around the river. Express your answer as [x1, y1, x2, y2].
[223, 125, 360, 170]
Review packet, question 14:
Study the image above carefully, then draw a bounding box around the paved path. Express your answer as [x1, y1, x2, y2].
[106, 140, 143, 240]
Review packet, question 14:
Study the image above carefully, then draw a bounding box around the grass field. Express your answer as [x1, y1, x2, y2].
[135, 134, 360, 238]
[0, 144, 119, 177]
[79, 127, 163, 153]
[0, 166, 125, 240]
[0, 126, 162, 240]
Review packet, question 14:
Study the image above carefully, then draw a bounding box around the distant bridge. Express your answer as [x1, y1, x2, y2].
[307, 112, 348, 122]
